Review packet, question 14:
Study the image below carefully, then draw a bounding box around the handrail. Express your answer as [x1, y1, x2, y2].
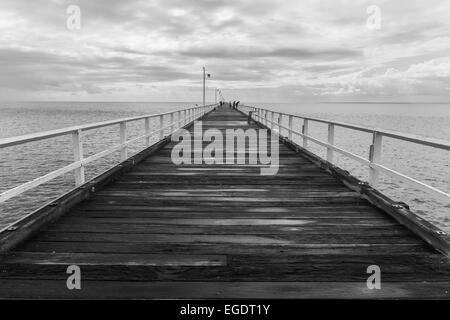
[239, 105, 450, 203]
[0, 106, 214, 148]
[0, 104, 216, 204]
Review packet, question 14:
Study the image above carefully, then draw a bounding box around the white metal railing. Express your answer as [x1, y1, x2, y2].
[0, 104, 216, 204]
[240, 105, 450, 203]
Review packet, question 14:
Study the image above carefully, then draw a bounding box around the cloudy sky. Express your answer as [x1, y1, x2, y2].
[1, 0, 450, 102]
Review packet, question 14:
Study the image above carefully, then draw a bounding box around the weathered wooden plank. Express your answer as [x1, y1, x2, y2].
[16, 241, 432, 256]
[2, 261, 450, 282]
[0, 280, 448, 299]
[86, 198, 370, 207]
[43, 223, 412, 236]
[46, 217, 401, 227]
[33, 231, 422, 244]
[73, 204, 383, 214]
[0, 252, 227, 266]
[95, 190, 361, 198]
[66, 210, 387, 219]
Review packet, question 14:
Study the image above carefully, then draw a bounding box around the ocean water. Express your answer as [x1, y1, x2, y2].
[0, 102, 449, 232]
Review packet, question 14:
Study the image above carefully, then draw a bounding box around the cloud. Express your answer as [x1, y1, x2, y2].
[1, 0, 450, 101]
[173, 46, 361, 60]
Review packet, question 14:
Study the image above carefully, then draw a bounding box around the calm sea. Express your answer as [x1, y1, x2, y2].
[0, 102, 449, 231]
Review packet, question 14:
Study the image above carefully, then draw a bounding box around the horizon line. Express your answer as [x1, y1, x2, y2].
[1, 100, 450, 104]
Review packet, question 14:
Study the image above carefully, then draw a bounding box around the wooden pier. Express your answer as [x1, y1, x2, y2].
[0, 106, 449, 299]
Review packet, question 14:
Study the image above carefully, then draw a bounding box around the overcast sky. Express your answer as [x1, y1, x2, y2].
[1, 0, 450, 102]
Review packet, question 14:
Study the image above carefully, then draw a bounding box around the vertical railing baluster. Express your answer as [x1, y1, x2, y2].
[369, 131, 383, 186]
[288, 115, 293, 140]
[170, 112, 174, 134]
[327, 124, 335, 163]
[72, 129, 85, 186]
[277, 114, 282, 135]
[120, 122, 127, 161]
[302, 119, 309, 148]
[145, 117, 150, 147]
[159, 115, 164, 139]
[271, 112, 274, 131]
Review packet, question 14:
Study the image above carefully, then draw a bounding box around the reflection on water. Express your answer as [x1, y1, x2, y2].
[0, 102, 449, 232]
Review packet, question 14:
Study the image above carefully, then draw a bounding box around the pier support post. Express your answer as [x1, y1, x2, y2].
[327, 124, 335, 162]
[369, 131, 383, 186]
[302, 119, 309, 148]
[145, 117, 151, 147]
[120, 122, 127, 161]
[72, 130, 85, 186]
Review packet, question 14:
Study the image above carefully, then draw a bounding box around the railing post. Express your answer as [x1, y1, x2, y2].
[271, 112, 274, 131]
[120, 122, 127, 161]
[159, 115, 164, 139]
[277, 114, 282, 134]
[170, 112, 174, 133]
[302, 119, 309, 148]
[178, 111, 181, 128]
[327, 124, 335, 163]
[72, 129, 85, 186]
[288, 115, 293, 140]
[369, 131, 383, 186]
[145, 117, 151, 147]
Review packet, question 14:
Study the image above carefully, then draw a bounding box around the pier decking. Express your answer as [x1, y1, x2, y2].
[0, 106, 449, 299]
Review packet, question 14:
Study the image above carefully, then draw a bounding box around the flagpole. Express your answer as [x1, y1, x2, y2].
[202, 66, 205, 106]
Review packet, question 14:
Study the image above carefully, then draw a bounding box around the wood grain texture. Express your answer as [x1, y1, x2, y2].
[0, 280, 448, 299]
